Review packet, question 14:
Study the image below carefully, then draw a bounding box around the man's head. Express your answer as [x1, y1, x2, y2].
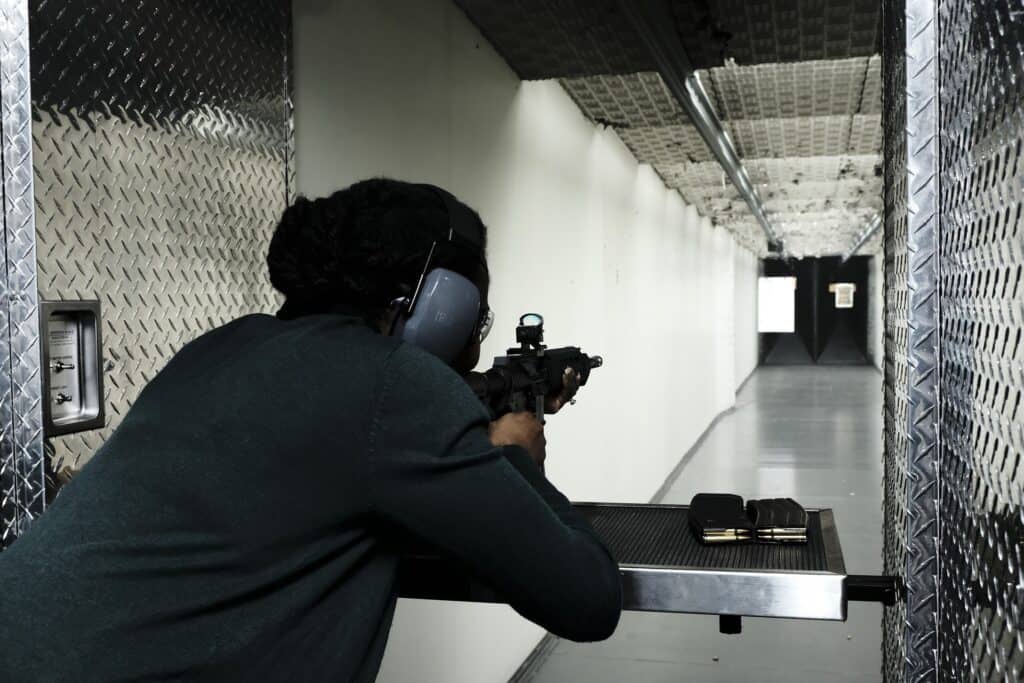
[267, 178, 490, 372]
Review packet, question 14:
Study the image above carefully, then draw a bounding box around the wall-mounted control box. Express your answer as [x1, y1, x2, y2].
[39, 300, 105, 436]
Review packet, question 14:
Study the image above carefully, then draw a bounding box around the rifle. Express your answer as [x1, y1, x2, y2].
[465, 313, 602, 422]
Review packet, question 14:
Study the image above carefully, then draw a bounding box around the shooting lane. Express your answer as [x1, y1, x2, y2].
[1, 2, 1019, 683]
[761, 256, 874, 366]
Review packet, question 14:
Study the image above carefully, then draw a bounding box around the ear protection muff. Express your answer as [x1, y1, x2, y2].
[389, 186, 491, 365]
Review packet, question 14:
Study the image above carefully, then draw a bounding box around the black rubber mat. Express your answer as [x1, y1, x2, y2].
[576, 504, 831, 572]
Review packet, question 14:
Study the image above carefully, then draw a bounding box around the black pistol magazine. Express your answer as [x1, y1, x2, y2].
[745, 498, 808, 543]
[688, 493, 755, 543]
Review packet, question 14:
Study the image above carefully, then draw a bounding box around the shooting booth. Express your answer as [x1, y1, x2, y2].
[0, 1, 1019, 682]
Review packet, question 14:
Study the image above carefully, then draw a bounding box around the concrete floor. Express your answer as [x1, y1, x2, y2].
[533, 366, 885, 683]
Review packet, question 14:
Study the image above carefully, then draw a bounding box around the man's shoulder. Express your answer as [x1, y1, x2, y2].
[385, 340, 464, 390]
[233, 312, 397, 354]
[382, 343, 488, 424]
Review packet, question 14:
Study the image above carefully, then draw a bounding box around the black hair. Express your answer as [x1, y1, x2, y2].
[267, 178, 487, 322]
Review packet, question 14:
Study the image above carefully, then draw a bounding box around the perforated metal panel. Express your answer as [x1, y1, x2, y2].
[560, 72, 687, 129]
[729, 116, 856, 158]
[456, 0, 885, 258]
[618, 125, 713, 165]
[455, 0, 655, 79]
[27, 0, 293, 478]
[705, 57, 875, 120]
[937, 1, 1024, 680]
[861, 56, 883, 116]
[659, 153, 883, 258]
[720, 212, 878, 259]
[752, 155, 883, 185]
[564, 60, 883, 128]
[673, 0, 881, 68]
[661, 156, 881, 189]
[848, 115, 884, 155]
[577, 505, 832, 571]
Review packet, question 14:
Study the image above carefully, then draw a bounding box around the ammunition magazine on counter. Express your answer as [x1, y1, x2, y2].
[688, 493, 809, 544]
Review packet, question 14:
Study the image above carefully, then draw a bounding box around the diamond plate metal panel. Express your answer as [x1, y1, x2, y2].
[898, 1, 940, 678]
[937, 1, 1024, 680]
[881, 1, 941, 680]
[673, 0, 882, 69]
[0, 0, 43, 549]
[27, 0, 292, 479]
[455, 0, 655, 79]
[704, 58, 874, 120]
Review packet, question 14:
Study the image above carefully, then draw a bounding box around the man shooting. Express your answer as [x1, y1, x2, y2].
[0, 178, 621, 682]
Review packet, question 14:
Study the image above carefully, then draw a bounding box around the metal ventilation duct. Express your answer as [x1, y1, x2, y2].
[616, 0, 783, 251]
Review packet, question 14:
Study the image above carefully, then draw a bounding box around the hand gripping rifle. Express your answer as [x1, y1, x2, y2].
[464, 313, 603, 422]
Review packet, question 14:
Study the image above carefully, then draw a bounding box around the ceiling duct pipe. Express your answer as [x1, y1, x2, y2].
[616, 0, 783, 253]
[840, 214, 882, 264]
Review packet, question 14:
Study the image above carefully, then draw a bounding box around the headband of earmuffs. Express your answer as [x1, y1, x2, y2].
[416, 184, 484, 250]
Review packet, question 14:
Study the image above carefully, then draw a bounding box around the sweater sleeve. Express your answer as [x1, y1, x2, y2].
[369, 345, 622, 642]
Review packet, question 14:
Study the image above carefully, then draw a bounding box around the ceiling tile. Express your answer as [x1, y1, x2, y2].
[728, 115, 852, 157]
[619, 125, 713, 165]
[455, 0, 655, 79]
[560, 72, 686, 128]
[704, 57, 873, 119]
[859, 55, 882, 114]
[848, 114, 883, 154]
[674, 0, 881, 68]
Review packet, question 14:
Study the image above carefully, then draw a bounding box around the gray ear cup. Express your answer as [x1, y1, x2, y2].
[393, 268, 481, 364]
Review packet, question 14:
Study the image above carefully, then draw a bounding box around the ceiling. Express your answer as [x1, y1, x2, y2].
[455, 0, 883, 258]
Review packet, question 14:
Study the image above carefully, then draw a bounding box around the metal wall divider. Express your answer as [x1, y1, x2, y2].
[900, 1, 941, 679]
[883, 0, 941, 680]
[0, 0, 294, 547]
[884, 1, 1024, 680]
[0, 0, 43, 550]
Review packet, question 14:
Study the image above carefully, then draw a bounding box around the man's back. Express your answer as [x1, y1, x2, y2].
[0, 312, 621, 682]
[0, 313, 407, 681]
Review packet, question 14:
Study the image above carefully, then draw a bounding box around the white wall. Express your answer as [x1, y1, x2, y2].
[734, 247, 759, 388]
[868, 254, 884, 371]
[293, 1, 758, 679]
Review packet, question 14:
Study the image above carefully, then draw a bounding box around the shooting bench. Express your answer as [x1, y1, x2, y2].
[398, 503, 898, 632]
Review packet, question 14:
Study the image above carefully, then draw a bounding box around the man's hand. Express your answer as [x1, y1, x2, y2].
[544, 367, 582, 414]
[490, 412, 546, 468]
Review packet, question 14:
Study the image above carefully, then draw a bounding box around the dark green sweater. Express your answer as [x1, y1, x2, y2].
[0, 313, 621, 682]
